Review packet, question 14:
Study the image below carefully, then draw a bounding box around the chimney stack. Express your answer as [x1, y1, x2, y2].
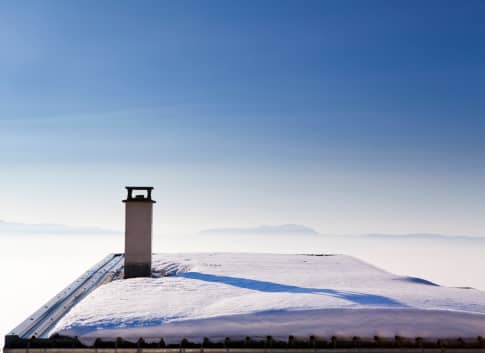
[123, 186, 155, 278]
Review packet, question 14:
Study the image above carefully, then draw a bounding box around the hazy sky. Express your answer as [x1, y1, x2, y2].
[1, 1, 485, 235]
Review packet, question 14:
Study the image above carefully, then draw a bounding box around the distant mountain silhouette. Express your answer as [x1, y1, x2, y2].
[199, 224, 319, 236]
[0, 220, 119, 235]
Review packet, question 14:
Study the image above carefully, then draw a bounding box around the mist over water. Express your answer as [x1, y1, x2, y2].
[0, 232, 484, 343]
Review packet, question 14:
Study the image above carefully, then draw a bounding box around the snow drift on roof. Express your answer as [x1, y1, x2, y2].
[51, 253, 485, 344]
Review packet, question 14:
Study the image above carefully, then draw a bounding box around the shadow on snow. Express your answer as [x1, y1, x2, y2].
[180, 272, 405, 307]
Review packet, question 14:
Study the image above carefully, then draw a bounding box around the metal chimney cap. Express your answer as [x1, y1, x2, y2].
[123, 186, 156, 203]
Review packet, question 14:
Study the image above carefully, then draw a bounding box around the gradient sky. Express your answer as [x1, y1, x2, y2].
[1, 1, 485, 235]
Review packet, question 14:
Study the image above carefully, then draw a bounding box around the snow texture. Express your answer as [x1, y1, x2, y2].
[52, 253, 485, 344]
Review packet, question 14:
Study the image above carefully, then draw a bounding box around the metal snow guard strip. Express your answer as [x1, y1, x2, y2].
[6, 253, 124, 340]
[4, 348, 485, 353]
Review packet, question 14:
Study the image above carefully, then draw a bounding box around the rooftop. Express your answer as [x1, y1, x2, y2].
[6, 253, 485, 351]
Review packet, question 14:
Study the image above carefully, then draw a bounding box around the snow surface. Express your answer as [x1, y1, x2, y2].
[52, 253, 485, 344]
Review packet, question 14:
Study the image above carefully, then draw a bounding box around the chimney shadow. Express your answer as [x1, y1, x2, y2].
[179, 272, 406, 307]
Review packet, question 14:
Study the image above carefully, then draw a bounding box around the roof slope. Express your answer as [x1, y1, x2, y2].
[51, 253, 485, 344]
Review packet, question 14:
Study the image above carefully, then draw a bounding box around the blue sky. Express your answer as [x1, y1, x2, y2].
[1, 1, 485, 235]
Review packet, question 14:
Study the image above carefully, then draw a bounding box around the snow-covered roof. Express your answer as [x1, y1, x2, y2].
[50, 253, 485, 345]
